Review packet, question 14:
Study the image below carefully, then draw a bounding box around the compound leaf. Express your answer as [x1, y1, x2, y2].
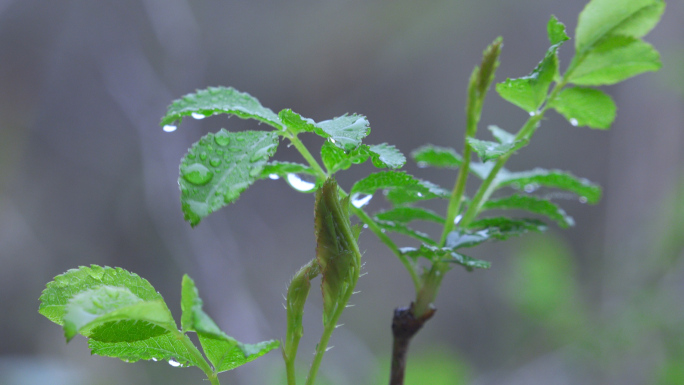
[410, 145, 463, 169]
[549, 87, 616, 129]
[374, 207, 445, 224]
[180, 130, 279, 226]
[314, 115, 370, 151]
[63, 286, 175, 343]
[367, 143, 406, 169]
[161, 86, 281, 128]
[350, 171, 420, 195]
[89, 333, 203, 367]
[466, 137, 526, 162]
[496, 168, 602, 203]
[39, 265, 163, 325]
[482, 194, 575, 228]
[567, 36, 661, 85]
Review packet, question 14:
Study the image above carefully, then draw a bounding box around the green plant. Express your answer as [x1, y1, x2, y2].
[39, 0, 665, 384]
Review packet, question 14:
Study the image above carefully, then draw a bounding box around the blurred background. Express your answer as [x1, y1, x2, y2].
[1, 0, 682, 384]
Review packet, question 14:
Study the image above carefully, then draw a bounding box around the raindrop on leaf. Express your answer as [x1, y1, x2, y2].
[181, 163, 214, 185]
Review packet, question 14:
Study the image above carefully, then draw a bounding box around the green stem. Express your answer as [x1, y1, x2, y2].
[304, 278, 358, 385]
[175, 331, 219, 385]
[285, 132, 328, 180]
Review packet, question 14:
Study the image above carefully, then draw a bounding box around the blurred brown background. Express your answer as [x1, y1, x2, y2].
[1, 0, 683, 384]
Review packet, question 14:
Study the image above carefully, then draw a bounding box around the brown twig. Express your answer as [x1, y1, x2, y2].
[389, 305, 436, 385]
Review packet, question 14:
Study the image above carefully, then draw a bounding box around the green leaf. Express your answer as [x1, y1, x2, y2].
[367, 143, 406, 169]
[373, 220, 437, 246]
[548, 15, 570, 45]
[482, 195, 575, 228]
[350, 171, 420, 195]
[314, 114, 370, 151]
[180, 130, 279, 226]
[161, 86, 282, 128]
[466, 137, 526, 162]
[567, 36, 661, 85]
[411, 145, 463, 169]
[39, 265, 164, 325]
[181, 275, 227, 339]
[198, 336, 279, 373]
[445, 229, 490, 249]
[315, 179, 361, 325]
[496, 43, 562, 113]
[575, 0, 665, 55]
[89, 333, 203, 367]
[400, 244, 491, 271]
[279, 109, 316, 134]
[385, 179, 451, 205]
[467, 217, 547, 240]
[259, 161, 315, 180]
[374, 207, 445, 224]
[549, 87, 616, 129]
[63, 286, 175, 343]
[496, 168, 601, 203]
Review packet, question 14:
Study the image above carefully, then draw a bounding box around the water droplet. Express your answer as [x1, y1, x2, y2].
[529, 111, 537, 116]
[181, 163, 214, 185]
[214, 131, 231, 146]
[168, 359, 181, 367]
[187, 153, 196, 160]
[269, 174, 280, 180]
[216, 149, 224, 155]
[199, 152, 208, 161]
[351, 193, 373, 208]
[417, 161, 428, 168]
[249, 167, 261, 177]
[524, 184, 537, 193]
[236, 136, 245, 142]
[210, 158, 222, 167]
[335, 324, 345, 329]
[151, 357, 158, 362]
[416, 192, 423, 197]
[326, 346, 334, 352]
[579, 196, 588, 204]
[163, 125, 177, 132]
[192, 112, 206, 120]
[453, 214, 463, 225]
[329, 138, 336, 144]
[362, 224, 369, 229]
[569, 118, 579, 126]
[286, 173, 316, 192]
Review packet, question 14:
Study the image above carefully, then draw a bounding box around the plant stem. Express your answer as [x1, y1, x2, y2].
[285, 132, 328, 180]
[389, 305, 436, 385]
[175, 331, 219, 385]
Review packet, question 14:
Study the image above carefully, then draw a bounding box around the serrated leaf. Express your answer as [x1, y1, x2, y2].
[279, 109, 316, 134]
[567, 36, 661, 85]
[466, 137, 526, 162]
[315, 179, 361, 325]
[549, 87, 616, 129]
[259, 161, 315, 180]
[411, 145, 463, 169]
[367, 143, 406, 169]
[496, 168, 601, 203]
[482, 195, 575, 228]
[198, 336, 279, 373]
[496, 43, 562, 113]
[350, 171, 419, 195]
[374, 207, 445, 224]
[385, 179, 451, 205]
[89, 333, 203, 367]
[62, 286, 175, 343]
[180, 130, 279, 226]
[467, 217, 547, 240]
[39, 265, 163, 325]
[575, 0, 665, 55]
[400, 244, 491, 271]
[181, 275, 227, 339]
[161, 86, 282, 128]
[373, 220, 437, 245]
[314, 115, 370, 151]
[548, 15, 570, 45]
